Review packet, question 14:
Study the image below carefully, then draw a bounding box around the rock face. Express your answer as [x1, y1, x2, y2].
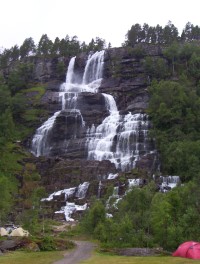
[34, 157, 117, 193]
[29, 45, 161, 194]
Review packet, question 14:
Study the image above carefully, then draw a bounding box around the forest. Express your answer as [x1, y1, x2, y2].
[1, 21, 200, 251]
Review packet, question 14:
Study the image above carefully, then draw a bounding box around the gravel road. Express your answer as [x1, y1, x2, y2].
[53, 241, 96, 264]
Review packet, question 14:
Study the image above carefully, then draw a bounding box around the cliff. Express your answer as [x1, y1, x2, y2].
[22, 45, 162, 196]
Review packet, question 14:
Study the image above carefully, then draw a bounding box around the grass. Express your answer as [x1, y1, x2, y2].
[1, 249, 200, 264]
[81, 252, 200, 264]
[0, 251, 64, 264]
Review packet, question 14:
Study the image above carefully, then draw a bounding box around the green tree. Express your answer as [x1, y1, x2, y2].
[11, 93, 27, 120]
[163, 42, 180, 75]
[126, 23, 142, 46]
[188, 53, 200, 83]
[155, 24, 164, 43]
[151, 192, 182, 250]
[0, 175, 14, 223]
[20, 37, 35, 58]
[10, 45, 20, 61]
[147, 26, 156, 43]
[0, 49, 12, 68]
[7, 63, 33, 94]
[163, 21, 179, 44]
[164, 140, 200, 181]
[0, 80, 11, 113]
[179, 43, 197, 71]
[0, 108, 15, 145]
[144, 57, 169, 79]
[37, 34, 53, 56]
[81, 200, 106, 234]
[51, 37, 60, 55]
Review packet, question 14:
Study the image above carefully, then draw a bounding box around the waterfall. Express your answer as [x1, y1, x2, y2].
[41, 183, 89, 221]
[106, 186, 122, 209]
[86, 93, 120, 164]
[31, 111, 61, 157]
[55, 202, 87, 222]
[128, 179, 142, 188]
[31, 48, 152, 173]
[66, 56, 76, 84]
[86, 93, 150, 171]
[107, 173, 118, 180]
[160, 176, 180, 192]
[75, 182, 90, 199]
[97, 181, 103, 198]
[31, 51, 104, 156]
[41, 186, 76, 202]
[82, 50, 104, 90]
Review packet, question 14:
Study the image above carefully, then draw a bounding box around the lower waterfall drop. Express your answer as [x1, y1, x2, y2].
[86, 93, 150, 171]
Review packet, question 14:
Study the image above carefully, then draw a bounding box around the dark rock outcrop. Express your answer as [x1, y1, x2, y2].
[34, 157, 117, 193]
[27, 45, 161, 192]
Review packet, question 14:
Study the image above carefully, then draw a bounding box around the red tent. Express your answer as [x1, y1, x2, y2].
[172, 241, 200, 259]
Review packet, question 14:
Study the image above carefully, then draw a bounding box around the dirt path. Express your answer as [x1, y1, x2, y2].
[53, 241, 96, 264]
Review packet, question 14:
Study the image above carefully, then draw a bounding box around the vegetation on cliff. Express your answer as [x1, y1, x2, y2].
[1, 21, 200, 252]
[79, 33, 200, 251]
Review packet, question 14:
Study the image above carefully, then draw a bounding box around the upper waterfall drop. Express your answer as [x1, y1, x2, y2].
[31, 50, 105, 157]
[60, 50, 105, 93]
[66, 56, 76, 85]
[82, 50, 105, 90]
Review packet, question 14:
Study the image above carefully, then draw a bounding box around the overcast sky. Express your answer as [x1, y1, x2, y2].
[1, 0, 200, 49]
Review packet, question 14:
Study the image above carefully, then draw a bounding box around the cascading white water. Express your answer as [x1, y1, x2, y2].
[106, 186, 122, 209]
[160, 176, 180, 192]
[82, 50, 104, 91]
[41, 182, 89, 221]
[86, 93, 150, 171]
[41, 186, 76, 202]
[76, 182, 90, 199]
[107, 173, 118, 180]
[31, 51, 105, 157]
[86, 93, 120, 162]
[31, 111, 61, 157]
[115, 113, 150, 171]
[31, 49, 152, 172]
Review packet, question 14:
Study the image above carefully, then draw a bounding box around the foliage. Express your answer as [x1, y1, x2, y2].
[0, 251, 64, 264]
[124, 21, 200, 46]
[20, 37, 36, 58]
[148, 78, 200, 177]
[2, 25, 200, 253]
[0, 175, 15, 221]
[0, 70, 45, 223]
[144, 57, 169, 79]
[78, 253, 200, 264]
[7, 63, 34, 95]
[38, 236, 57, 251]
[81, 200, 106, 235]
